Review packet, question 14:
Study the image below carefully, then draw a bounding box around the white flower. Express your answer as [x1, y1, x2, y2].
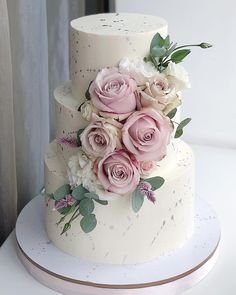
[80, 100, 96, 121]
[138, 73, 181, 115]
[119, 57, 157, 86]
[67, 148, 91, 187]
[163, 62, 191, 91]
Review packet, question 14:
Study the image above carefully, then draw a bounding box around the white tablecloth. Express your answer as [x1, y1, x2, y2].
[0, 144, 235, 295]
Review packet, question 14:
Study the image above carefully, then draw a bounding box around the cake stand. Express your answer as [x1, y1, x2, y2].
[16, 195, 220, 295]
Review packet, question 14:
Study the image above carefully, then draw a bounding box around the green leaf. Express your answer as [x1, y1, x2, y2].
[166, 108, 177, 119]
[174, 118, 191, 138]
[72, 185, 88, 201]
[150, 33, 165, 50]
[178, 118, 192, 130]
[171, 49, 191, 63]
[164, 35, 171, 48]
[94, 199, 108, 205]
[145, 176, 165, 191]
[84, 192, 99, 200]
[80, 214, 97, 233]
[77, 128, 85, 146]
[79, 198, 95, 216]
[54, 184, 71, 201]
[61, 223, 71, 235]
[85, 81, 93, 100]
[150, 46, 166, 58]
[132, 188, 144, 213]
[47, 193, 54, 200]
[174, 128, 183, 138]
[58, 203, 77, 215]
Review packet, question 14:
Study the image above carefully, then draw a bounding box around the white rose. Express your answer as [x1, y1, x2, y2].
[164, 62, 191, 91]
[119, 57, 157, 86]
[80, 100, 96, 121]
[138, 73, 181, 114]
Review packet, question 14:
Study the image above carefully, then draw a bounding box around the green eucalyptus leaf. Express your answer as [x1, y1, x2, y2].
[77, 128, 85, 146]
[145, 176, 165, 191]
[80, 214, 97, 233]
[150, 33, 165, 50]
[61, 222, 71, 235]
[164, 35, 171, 48]
[150, 46, 166, 58]
[72, 185, 89, 201]
[166, 108, 177, 119]
[178, 118, 192, 130]
[84, 192, 99, 200]
[54, 184, 71, 201]
[171, 49, 191, 63]
[79, 198, 95, 216]
[174, 128, 183, 138]
[58, 203, 77, 215]
[174, 118, 191, 138]
[94, 199, 108, 205]
[132, 188, 144, 213]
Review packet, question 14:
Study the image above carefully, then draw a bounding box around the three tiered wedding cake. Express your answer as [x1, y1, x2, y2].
[44, 13, 211, 265]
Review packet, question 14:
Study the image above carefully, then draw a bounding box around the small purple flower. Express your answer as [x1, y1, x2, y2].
[138, 181, 156, 204]
[146, 190, 156, 204]
[56, 136, 78, 148]
[55, 195, 76, 210]
[139, 181, 152, 193]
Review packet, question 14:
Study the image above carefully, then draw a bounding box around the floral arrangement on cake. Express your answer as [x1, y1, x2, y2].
[47, 33, 211, 234]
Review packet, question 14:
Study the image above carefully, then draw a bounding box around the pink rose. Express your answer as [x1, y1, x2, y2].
[80, 116, 122, 158]
[122, 109, 173, 161]
[140, 160, 157, 176]
[89, 68, 137, 120]
[96, 150, 140, 195]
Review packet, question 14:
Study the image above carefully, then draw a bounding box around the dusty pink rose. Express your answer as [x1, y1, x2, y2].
[96, 150, 140, 195]
[80, 116, 122, 158]
[89, 68, 137, 119]
[140, 160, 156, 176]
[122, 109, 173, 161]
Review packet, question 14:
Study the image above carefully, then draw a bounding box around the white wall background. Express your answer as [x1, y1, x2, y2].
[115, 0, 236, 148]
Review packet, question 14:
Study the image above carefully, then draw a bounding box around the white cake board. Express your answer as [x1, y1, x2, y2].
[16, 195, 220, 295]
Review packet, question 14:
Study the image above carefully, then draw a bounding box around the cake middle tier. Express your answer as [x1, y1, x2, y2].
[44, 139, 194, 264]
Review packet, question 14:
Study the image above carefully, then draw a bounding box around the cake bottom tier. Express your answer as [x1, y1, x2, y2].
[45, 140, 194, 265]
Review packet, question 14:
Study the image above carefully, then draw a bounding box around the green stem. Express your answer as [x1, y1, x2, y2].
[71, 212, 81, 222]
[68, 206, 80, 224]
[172, 120, 179, 125]
[172, 44, 202, 52]
[150, 54, 160, 71]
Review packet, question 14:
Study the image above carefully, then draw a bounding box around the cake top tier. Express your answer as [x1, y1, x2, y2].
[70, 13, 167, 36]
[70, 13, 168, 101]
